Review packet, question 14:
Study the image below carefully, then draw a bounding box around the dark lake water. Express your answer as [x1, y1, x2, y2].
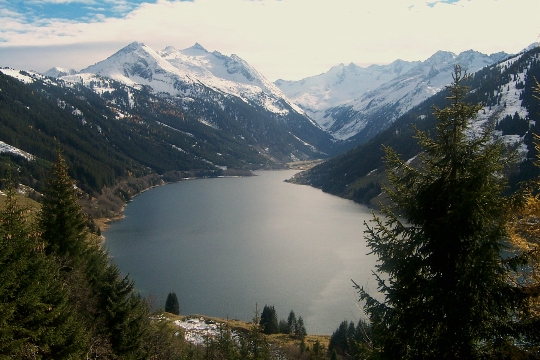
[104, 170, 378, 334]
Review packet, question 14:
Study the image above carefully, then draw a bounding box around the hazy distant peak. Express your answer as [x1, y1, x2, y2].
[182, 43, 208, 54]
[523, 42, 540, 52]
[161, 45, 178, 54]
[123, 41, 146, 51]
[43, 67, 77, 78]
[425, 50, 456, 64]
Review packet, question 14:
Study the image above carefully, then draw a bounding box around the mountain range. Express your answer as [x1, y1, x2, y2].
[290, 44, 540, 205]
[42, 41, 514, 150]
[276, 49, 510, 144]
[1, 41, 538, 205]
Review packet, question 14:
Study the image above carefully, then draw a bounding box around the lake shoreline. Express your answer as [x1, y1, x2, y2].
[103, 170, 375, 335]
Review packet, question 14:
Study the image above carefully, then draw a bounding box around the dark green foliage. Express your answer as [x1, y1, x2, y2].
[243, 305, 273, 360]
[37, 154, 152, 357]
[259, 304, 279, 335]
[278, 319, 288, 334]
[329, 319, 372, 359]
[496, 112, 530, 136]
[356, 66, 519, 359]
[165, 292, 180, 315]
[295, 316, 307, 339]
[287, 310, 297, 335]
[40, 151, 89, 264]
[0, 175, 87, 358]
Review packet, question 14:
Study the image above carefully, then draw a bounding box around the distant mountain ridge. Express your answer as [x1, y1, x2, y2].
[290, 45, 540, 205]
[276, 49, 511, 144]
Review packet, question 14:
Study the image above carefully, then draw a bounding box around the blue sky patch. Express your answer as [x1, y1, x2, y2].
[427, 0, 460, 7]
[2, 1, 156, 23]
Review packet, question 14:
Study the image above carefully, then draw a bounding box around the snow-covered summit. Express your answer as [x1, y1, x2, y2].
[276, 48, 511, 141]
[158, 43, 302, 113]
[47, 42, 302, 116]
[79, 42, 191, 91]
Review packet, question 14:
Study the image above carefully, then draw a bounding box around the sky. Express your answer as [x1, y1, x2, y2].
[0, 0, 539, 81]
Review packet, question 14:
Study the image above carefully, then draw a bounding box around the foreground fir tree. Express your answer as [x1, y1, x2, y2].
[38, 152, 151, 358]
[39, 151, 89, 265]
[0, 176, 86, 358]
[356, 66, 518, 359]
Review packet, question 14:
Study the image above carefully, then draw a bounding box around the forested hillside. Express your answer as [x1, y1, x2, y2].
[291, 46, 540, 205]
[0, 70, 286, 215]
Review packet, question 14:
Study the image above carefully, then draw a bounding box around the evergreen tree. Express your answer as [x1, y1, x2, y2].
[295, 316, 307, 339]
[0, 175, 86, 358]
[165, 292, 180, 315]
[259, 304, 279, 335]
[38, 151, 151, 357]
[96, 262, 149, 358]
[356, 66, 517, 359]
[39, 150, 89, 265]
[278, 319, 288, 334]
[287, 310, 297, 335]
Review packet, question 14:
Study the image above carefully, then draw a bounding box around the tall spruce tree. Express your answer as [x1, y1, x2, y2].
[165, 292, 180, 315]
[0, 175, 86, 358]
[39, 151, 89, 265]
[505, 78, 540, 355]
[38, 151, 151, 357]
[287, 310, 297, 335]
[356, 66, 517, 359]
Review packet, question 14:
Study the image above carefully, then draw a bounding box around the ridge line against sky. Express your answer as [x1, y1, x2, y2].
[0, 0, 539, 81]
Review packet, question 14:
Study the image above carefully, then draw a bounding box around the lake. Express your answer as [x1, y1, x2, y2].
[104, 170, 378, 335]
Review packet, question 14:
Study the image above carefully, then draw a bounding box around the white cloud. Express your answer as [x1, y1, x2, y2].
[0, 0, 538, 80]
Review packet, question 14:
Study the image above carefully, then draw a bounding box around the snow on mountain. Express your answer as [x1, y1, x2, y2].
[0, 140, 35, 161]
[276, 49, 510, 141]
[43, 67, 77, 78]
[0, 67, 40, 84]
[159, 43, 304, 115]
[59, 42, 302, 117]
[275, 59, 419, 117]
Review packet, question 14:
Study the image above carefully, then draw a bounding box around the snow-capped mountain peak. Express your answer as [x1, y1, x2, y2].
[79, 41, 187, 90]
[49, 42, 303, 117]
[276, 47, 512, 142]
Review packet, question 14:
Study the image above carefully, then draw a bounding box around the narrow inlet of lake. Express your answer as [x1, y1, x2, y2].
[104, 170, 378, 334]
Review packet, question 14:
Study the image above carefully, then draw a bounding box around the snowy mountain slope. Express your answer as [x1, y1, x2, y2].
[276, 49, 509, 143]
[75, 42, 303, 117]
[291, 45, 540, 205]
[275, 59, 419, 121]
[159, 43, 304, 115]
[41, 43, 337, 161]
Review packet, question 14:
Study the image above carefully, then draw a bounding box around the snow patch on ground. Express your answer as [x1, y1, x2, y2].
[173, 317, 240, 346]
[0, 141, 35, 161]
